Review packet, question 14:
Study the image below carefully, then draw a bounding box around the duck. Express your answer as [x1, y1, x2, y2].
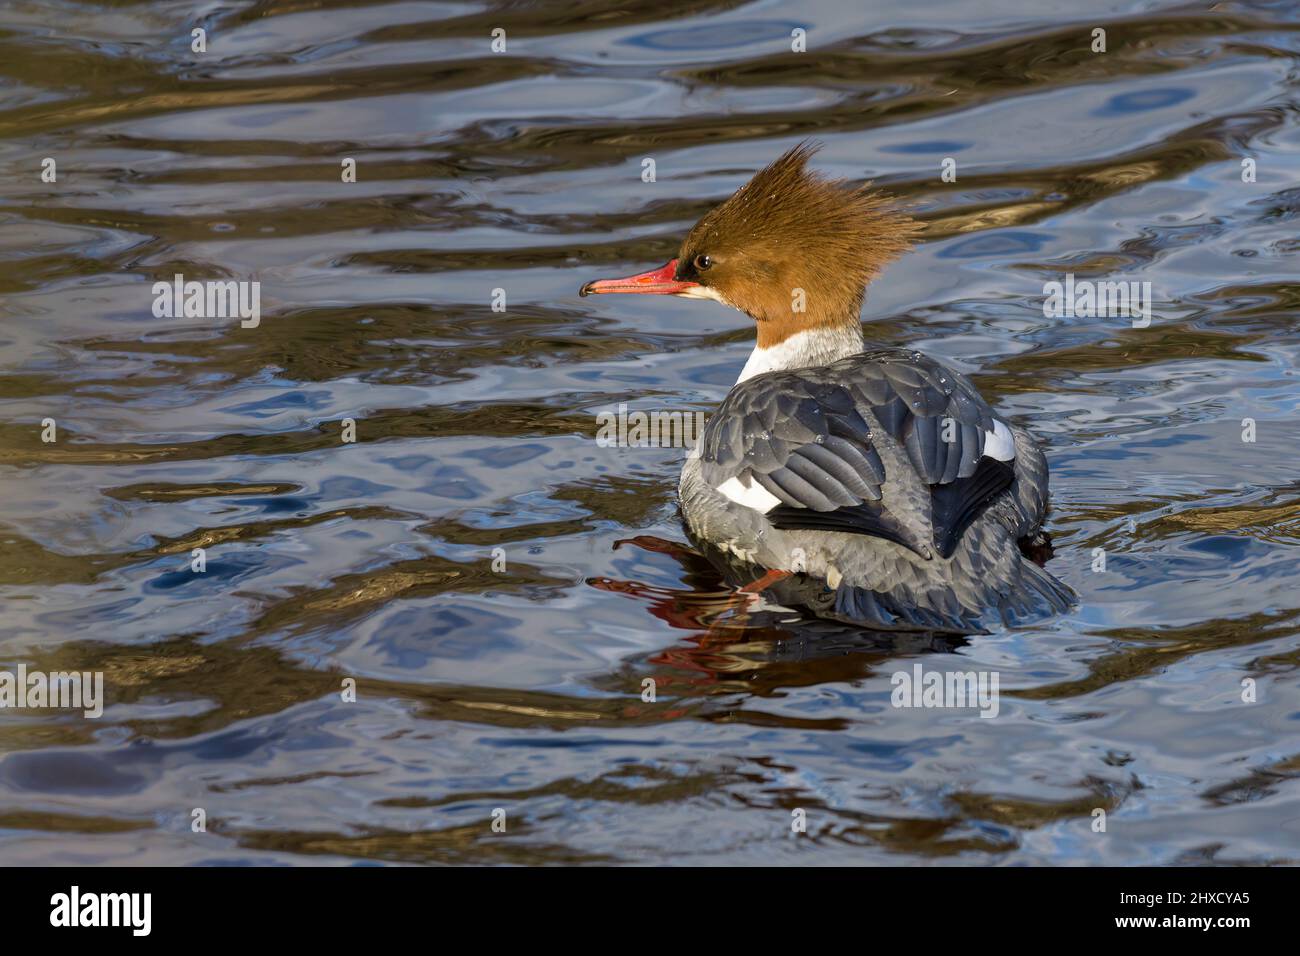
[580, 142, 1073, 632]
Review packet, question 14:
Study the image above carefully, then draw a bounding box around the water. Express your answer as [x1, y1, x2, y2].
[1, 0, 1298, 865]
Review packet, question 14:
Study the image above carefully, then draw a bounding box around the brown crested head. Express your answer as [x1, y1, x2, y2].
[579, 141, 918, 348]
[682, 141, 916, 345]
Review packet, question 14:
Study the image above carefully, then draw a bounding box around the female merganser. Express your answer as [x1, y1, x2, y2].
[580, 142, 1073, 632]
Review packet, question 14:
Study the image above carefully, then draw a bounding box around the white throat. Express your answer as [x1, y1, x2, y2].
[736, 324, 864, 384]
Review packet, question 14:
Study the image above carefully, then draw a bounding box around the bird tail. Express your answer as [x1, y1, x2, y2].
[996, 556, 1076, 627]
[822, 555, 1074, 634]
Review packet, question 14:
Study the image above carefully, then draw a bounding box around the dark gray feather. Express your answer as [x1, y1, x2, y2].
[699, 347, 1014, 556]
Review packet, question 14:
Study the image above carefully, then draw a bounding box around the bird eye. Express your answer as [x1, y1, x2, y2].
[693, 254, 712, 271]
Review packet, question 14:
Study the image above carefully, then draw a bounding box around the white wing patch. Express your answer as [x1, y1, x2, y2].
[984, 419, 1016, 462]
[716, 475, 781, 513]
